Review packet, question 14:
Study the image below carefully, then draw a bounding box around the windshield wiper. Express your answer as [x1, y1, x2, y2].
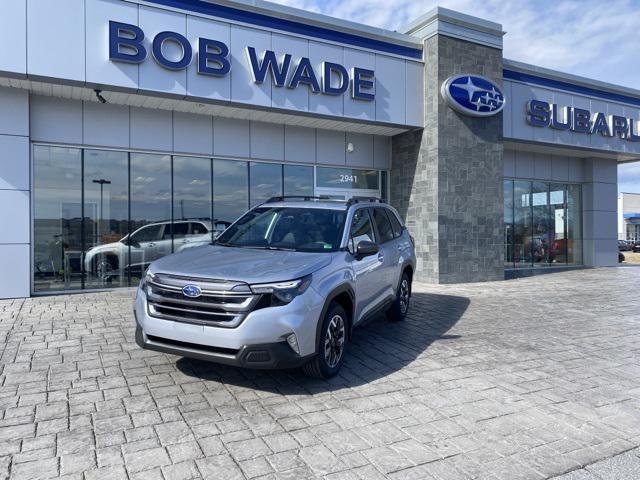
[250, 246, 296, 252]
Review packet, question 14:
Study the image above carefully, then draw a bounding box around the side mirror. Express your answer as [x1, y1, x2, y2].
[355, 240, 379, 259]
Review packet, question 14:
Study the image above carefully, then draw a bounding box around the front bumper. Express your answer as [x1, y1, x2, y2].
[134, 283, 324, 366]
[135, 323, 312, 369]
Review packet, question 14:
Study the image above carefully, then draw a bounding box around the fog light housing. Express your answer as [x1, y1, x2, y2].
[286, 333, 300, 354]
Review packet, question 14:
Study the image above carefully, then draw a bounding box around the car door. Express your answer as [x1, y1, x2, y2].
[371, 207, 398, 299]
[348, 207, 386, 324]
[385, 208, 411, 288]
[129, 224, 163, 271]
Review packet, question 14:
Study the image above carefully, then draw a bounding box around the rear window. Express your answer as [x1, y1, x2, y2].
[386, 209, 403, 238]
[372, 208, 394, 244]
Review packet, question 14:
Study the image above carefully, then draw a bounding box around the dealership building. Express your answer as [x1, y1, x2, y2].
[0, 0, 636, 298]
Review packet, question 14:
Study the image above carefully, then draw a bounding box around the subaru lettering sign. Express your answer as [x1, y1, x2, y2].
[108, 21, 375, 101]
[182, 285, 202, 298]
[441, 74, 505, 117]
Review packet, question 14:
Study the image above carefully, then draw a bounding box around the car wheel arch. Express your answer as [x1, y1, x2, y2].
[314, 284, 355, 350]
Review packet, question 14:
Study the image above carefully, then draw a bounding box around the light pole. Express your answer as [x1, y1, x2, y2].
[92, 179, 111, 244]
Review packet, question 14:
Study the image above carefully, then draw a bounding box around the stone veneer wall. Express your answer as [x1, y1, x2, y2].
[391, 34, 504, 284]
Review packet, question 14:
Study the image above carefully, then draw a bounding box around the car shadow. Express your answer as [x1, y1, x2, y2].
[175, 291, 470, 392]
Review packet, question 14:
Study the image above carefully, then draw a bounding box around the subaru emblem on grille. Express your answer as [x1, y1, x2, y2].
[182, 284, 202, 298]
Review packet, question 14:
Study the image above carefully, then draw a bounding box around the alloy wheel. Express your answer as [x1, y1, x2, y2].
[324, 314, 345, 368]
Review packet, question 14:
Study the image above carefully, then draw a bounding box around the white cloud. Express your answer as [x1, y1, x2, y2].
[272, 0, 640, 192]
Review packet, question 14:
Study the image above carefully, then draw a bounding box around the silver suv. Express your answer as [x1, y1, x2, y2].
[134, 197, 416, 378]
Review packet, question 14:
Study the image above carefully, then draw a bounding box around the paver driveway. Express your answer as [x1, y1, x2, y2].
[1, 267, 640, 480]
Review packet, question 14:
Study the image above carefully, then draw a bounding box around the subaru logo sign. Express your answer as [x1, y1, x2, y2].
[182, 284, 202, 298]
[441, 74, 505, 117]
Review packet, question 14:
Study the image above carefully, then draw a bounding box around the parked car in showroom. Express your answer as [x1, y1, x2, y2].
[134, 197, 416, 378]
[84, 219, 230, 282]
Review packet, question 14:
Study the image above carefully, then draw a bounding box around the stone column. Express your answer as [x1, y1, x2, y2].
[391, 9, 505, 284]
[582, 157, 618, 266]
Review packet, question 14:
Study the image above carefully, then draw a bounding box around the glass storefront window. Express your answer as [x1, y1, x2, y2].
[514, 180, 532, 267]
[316, 167, 379, 190]
[32, 145, 384, 292]
[213, 159, 248, 225]
[33, 146, 83, 292]
[173, 156, 213, 243]
[250, 162, 283, 207]
[505, 179, 582, 269]
[504, 180, 514, 268]
[284, 165, 313, 197]
[129, 153, 171, 284]
[84, 150, 129, 289]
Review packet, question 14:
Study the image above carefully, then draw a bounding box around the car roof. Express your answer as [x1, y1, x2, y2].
[259, 201, 349, 210]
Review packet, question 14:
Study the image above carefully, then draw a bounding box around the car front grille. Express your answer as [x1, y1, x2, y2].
[146, 273, 259, 328]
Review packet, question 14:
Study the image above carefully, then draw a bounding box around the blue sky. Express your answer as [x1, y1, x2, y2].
[272, 0, 640, 193]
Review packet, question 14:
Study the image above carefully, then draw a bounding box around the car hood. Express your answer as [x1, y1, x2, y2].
[149, 245, 334, 284]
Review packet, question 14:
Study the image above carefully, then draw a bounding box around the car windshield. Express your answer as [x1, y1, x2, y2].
[215, 206, 347, 252]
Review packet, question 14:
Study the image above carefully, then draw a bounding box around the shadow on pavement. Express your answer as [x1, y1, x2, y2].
[175, 291, 470, 392]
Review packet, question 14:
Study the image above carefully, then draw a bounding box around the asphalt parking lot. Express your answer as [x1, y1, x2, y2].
[1, 267, 640, 480]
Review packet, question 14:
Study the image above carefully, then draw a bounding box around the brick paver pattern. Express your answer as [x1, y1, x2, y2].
[1, 268, 640, 479]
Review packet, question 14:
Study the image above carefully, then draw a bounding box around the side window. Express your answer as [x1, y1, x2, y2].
[171, 223, 189, 239]
[349, 208, 376, 253]
[372, 208, 395, 244]
[131, 224, 163, 243]
[386, 209, 403, 238]
[190, 222, 208, 236]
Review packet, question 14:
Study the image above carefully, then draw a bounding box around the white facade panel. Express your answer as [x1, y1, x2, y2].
[271, 34, 309, 112]
[186, 16, 231, 101]
[251, 122, 284, 161]
[345, 133, 373, 168]
[230, 26, 271, 107]
[316, 129, 346, 166]
[0, 0, 27, 75]
[30, 96, 83, 144]
[0, 190, 29, 244]
[0, 244, 30, 299]
[514, 150, 534, 179]
[533, 153, 552, 180]
[375, 55, 406, 124]
[27, 0, 85, 82]
[284, 125, 315, 164]
[309, 42, 344, 117]
[550, 155, 569, 182]
[343, 49, 375, 120]
[139, 6, 188, 95]
[503, 149, 515, 178]
[86, 0, 140, 89]
[130, 107, 173, 151]
[0, 87, 29, 137]
[213, 117, 250, 157]
[404, 60, 424, 127]
[0, 135, 30, 191]
[173, 111, 213, 155]
[83, 101, 130, 148]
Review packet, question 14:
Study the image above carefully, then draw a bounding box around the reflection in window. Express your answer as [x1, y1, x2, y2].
[173, 156, 212, 245]
[513, 181, 532, 266]
[504, 180, 514, 267]
[213, 159, 248, 224]
[33, 146, 83, 292]
[250, 162, 283, 207]
[284, 165, 313, 197]
[505, 179, 582, 268]
[84, 150, 129, 289]
[130, 153, 171, 283]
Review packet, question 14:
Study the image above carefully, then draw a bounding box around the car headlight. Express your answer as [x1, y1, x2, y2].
[250, 275, 312, 306]
[139, 271, 155, 290]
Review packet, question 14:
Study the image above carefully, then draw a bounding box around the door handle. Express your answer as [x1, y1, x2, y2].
[148, 242, 156, 247]
[377, 252, 384, 262]
[397, 244, 403, 251]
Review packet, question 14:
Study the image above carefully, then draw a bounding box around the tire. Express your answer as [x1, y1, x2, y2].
[303, 302, 348, 379]
[387, 271, 411, 321]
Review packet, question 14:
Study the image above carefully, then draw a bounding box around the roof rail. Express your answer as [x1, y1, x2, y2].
[346, 197, 385, 206]
[264, 195, 337, 203]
